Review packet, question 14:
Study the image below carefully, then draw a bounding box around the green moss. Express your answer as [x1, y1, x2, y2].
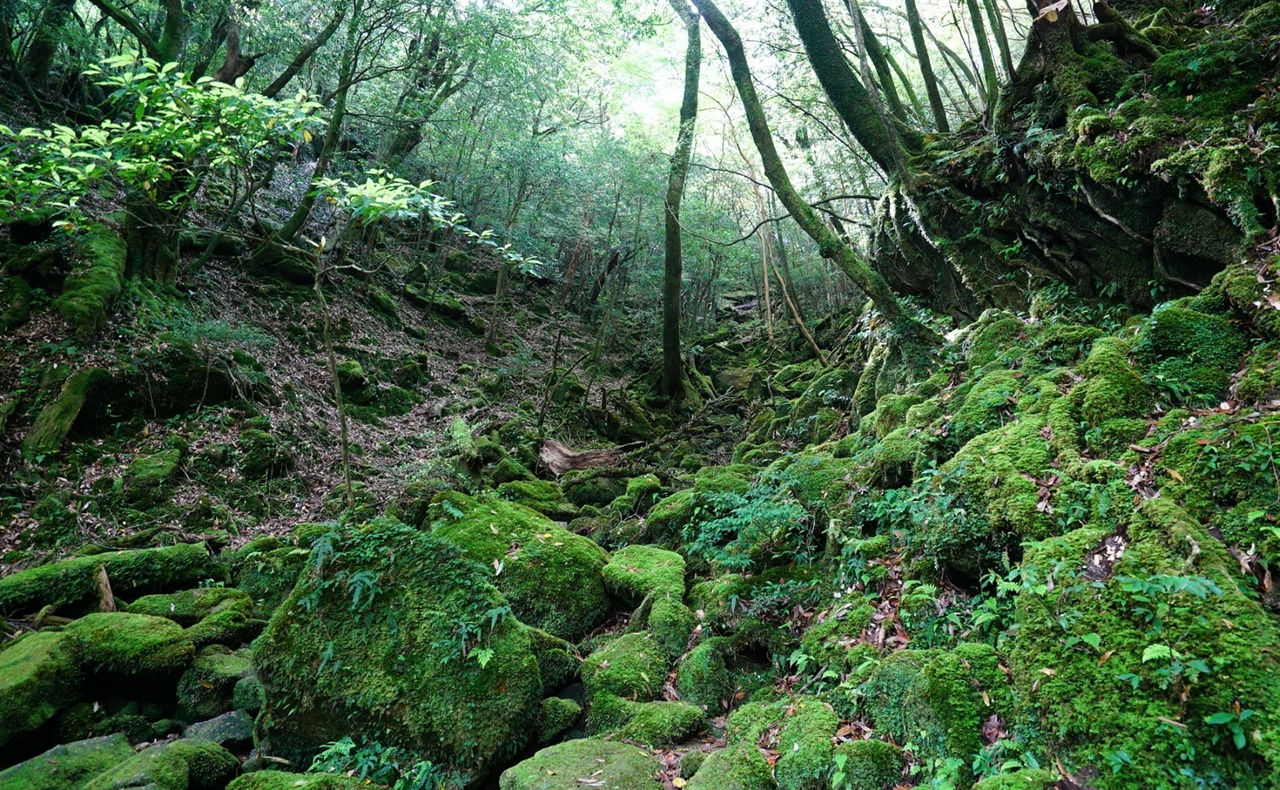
[951, 370, 1020, 446]
[685, 743, 772, 790]
[581, 633, 666, 702]
[176, 646, 253, 721]
[623, 474, 663, 511]
[83, 738, 237, 790]
[67, 612, 195, 676]
[831, 739, 905, 790]
[122, 447, 183, 507]
[1, 274, 32, 332]
[0, 542, 218, 615]
[536, 696, 581, 743]
[1008, 498, 1280, 785]
[0, 733, 135, 789]
[1234, 341, 1280, 402]
[647, 489, 696, 542]
[0, 631, 82, 749]
[971, 770, 1058, 790]
[254, 519, 543, 774]
[1079, 337, 1151, 428]
[498, 738, 662, 789]
[677, 637, 732, 710]
[54, 223, 125, 336]
[966, 312, 1025, 368]
[492, 457, 536, 484]
[773, 696, 838, 790]
[127, 586, 257, 648]
[496, 479, 581, 521]
[21, 368, 109, 459]
[1140, 304, 1247, 407]
[434, 494, 609, 640]
[800, 603, 875, 668]
[560, 472, 628, 508]
[648, 595, 696, 660]
[227, 538, 307, 618]
[238, 428, 292, 480]
[589, 694, 706, 745]
[232, 675, 265, 714]
[602, 544, 686, 603]
[226, 772, 367, 789]
[523, 625, 579, 694]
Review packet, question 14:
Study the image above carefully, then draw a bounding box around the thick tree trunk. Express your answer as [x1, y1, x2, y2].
[661, 0, 700, 400]
[904, 0, 950, 132]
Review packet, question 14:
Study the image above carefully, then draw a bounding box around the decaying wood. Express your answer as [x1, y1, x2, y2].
[539, 438, 641, 475]
[97, 565, 116, 613]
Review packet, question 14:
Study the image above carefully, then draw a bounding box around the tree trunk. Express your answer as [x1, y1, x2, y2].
[904, 0, 951, 132]
[693, 0, 937, 358]
[965, 0, 1000, 107]
[262, 5, 346, 99]
[661, 0, 701, 400]
[21, 0, 77, 85]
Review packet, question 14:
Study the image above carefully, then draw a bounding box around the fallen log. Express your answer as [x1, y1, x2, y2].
[539, 438, 642, 476]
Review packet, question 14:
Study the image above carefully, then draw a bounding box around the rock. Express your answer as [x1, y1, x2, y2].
[121, 446, 184, 508]
[253, 519, 543, 775]
[226, 772, 368, 789]
[495, 479, 580, 522]
[676, 637, 732, 710]
[601, 545, 685, 604]
[83, 738, 237, 790]
[127, 587, 259, 648]
[0, 543, 217, 615]
[588, 695, 706, 745]
[0, 631, 82, 750]
[685, 743, 772, 790]
[535, 697, 581, 744]
[185, 709, 254, 748]
[0, 733, 134, 789]
[581, 633, 665, 702]
[176, 646, 253, 721]
[66, 612, 195, 677]
[498, 739, 662, 789]
[434, 494, 609, 641]
[831, 739, 905, 790]
[21, 368, 109, 459]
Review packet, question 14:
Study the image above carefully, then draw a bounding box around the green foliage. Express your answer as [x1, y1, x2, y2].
[682, 477, 816, 572]
[309, 736, 459, 790]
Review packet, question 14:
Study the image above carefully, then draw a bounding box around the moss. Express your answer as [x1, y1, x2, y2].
[227, 538, 307, 618]
[951, 370, 1020, 446]
[1078, 336, 1151, 428]
[560, 472, 628, 508]
[496, 479, 581, 521]
[581, 633, 666, 702]
[67, 612, 195, 676]
[127, 586, 257, 648]
[536, 696, 581, 743]
[0, 542, 217, 615]
[0, 631, 82, 749]
[434, 494, 609, 640]
[602, 544, 686, 604]
[677, 637, 732, 710]
[1233, 341, 1280, 402]
[83, 738, 237, 790]
[1, 274, 32, 332]
[966, 312, 1025, 368]
[1140, 304, 1247, 406]
[498, 738, 662, 789]
[971, 770, 1058, 790]
[21, 367, 109, 459]
[184, 709, 254, 746]
[679, 749, 705, 778]
[492, 456, 536, 484]
[121, 447, 183, 507]
[647, 489, 696, 542]
[685, 743, 773, 790]
[176, 646, 253, 721]
[54, 223, 125, 336]
[1008, 498, 1280, 786]
[622, 474, 663, 513]
[800, 603, 875, 668]
[226, 771, 367, 789]
[523, 625, 579, 694]
[831, 739, 905, 790]
[254, 519, 543, 774]
[238, 428, 292, 479]
[588, 694, 707, 745]
[648, 595, 696, 660]
[773, 696, 839, 790]
[232, 675, 265, 714]
[0, 733, 135, 789]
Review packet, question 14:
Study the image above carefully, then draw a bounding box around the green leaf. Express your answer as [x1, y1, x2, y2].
[1142, 644, 1172, 663]
[1205, 712, 1236, 725]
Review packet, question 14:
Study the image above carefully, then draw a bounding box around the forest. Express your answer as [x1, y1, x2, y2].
[0, 0, 1278, 786]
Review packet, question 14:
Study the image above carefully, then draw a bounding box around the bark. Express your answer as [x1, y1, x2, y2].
[262, 5, 346, 99]
[692, 0, 937, 355]
[88, 0, 184, 63]
[662, 0, 701, 400]
[843, 1, 909, 126]
[785, 0, 910, 176]
[983, 0, 1016, 75]
[965, 0, 1000, 106]
[904, 0, 951, 132]
[21, 0, 76, 85]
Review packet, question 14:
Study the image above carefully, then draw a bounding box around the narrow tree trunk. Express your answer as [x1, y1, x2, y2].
[661, 0, 701, 400]
[21, 0, 76, 85]
[965, 0, 1000, 107]
[904, 0, 951, 132]
[693, 0, 937, 356]
[262, 5, 345, 98]
[983, 0, 1015, 75]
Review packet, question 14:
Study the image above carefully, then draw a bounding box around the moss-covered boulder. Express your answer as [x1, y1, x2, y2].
[226, 536, 307, 618]
[800, 602, 875, 669]
[496, 479, 581, 521]
[121, 447, 184, 508]
[176, 646, 253, 721]
[82, 738, 237, 790]
[0, 542, 217, 615]
[53, 222, 125, 337]
[677, 637, 732, 710]
[581, 633, 666, 702]
[238, 428, 293, 480]
[498, 739, 662, 790]
[253, 519, 544, 775]
[601, 544, 685, 604]
[128, 587, 258, 648]
[588, 695, 707, 745]
[535, 696, 581, 744]
[66, 612, 195, 676]
[226, 772, 367, 789]
[0, 733, 135, 789]
[183, 709, 254, 747]
[772, 697, 838, 790]
[831, 739, 904, 790]
[434, 494, 609, 640]
[685, 743, 773, 790]
[0, 631, 82, 750]
[21, 368, 109, 459]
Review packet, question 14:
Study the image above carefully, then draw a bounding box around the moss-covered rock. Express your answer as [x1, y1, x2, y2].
[226, 771, 367, 789]
[677, 637, 732, 710]
[82, 738, 237, 790]
[588, 695, 707, 745]
[581, 633, 666, 702]
[176, 646, 253, 721]
[54, 223, 125, 337]
[254, 519, 543, 774]
[67, 612, 195, 676]
[685, 743, 773, 790]
[496, 479, 581, 521]
[536, 696, 581, 744]
[434, 494, 609, 641]
[127, 586, 258, 647]
[647, 595, 696, 660]
[601, 544, 685, 604]
[799, 602, 875, 669]
[0, 631, 82, 750]
[121, 447, 184, 508]
[499, 739, 662, 789]
[184, 709, 254, 747]
[0, 733, 135, 789]
[226, 536, 307, 618]
[772, 696, 838, 790]
[560, 472, 628, 508]
[831, 739, 904, 790]
[0, 542, 217, 615]
[238, 428, 293, 480]
[1078, 336, 1151, 428]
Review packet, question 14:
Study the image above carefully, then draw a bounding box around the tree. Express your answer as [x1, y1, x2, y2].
[903, 0, 951, 132]
[661, 0, 701, 400]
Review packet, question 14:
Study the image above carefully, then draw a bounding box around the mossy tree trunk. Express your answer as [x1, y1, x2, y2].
[661, 0, 701, 401]
[904, 0, 950, 132]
